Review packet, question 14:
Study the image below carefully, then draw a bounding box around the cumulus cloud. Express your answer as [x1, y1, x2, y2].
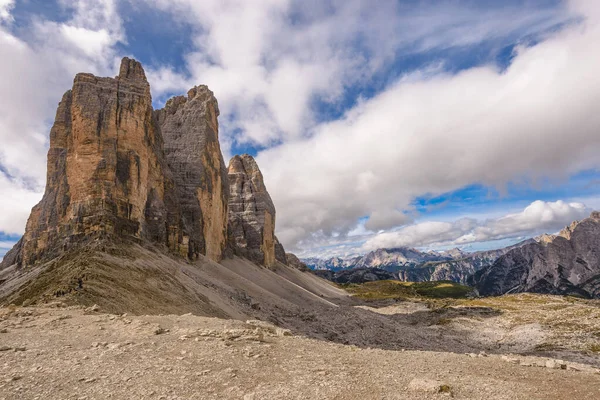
[137, 0, 582, 251]
[363, 220, 476, 251]
[0, 173, 43, 235]
[362, 200, 590, 251]
[257, 0, 600, 249]
[59, 25, 114, 58]
[468, 200, 589, 243]
[0, 0, 596, 260]
[142, 0, 569, 148]
[0, 0, 14, 22]
[0, 0, 125, 236]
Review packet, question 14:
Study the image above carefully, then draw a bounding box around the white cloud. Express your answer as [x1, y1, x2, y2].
[0, 0, 14, 22]
[142, 0, 569, 147]
[59, 25, 113, 58]
[137, 0, 600, 254]
[0, 173, 42, 235]
[470, 200, 588, 242]
[362, 200, 590, 251]
[0, 0, 125, 236]
[256, 0, 600, 249]
[363, 219, 476, 251]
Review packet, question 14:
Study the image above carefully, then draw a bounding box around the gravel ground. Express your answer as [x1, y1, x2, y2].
[1, 305, 599, 400]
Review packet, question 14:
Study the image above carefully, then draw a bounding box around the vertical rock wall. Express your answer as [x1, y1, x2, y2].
[17, 58, 183, 266]
[227, 154, 286, 267]
[0, 58, 287, 269]
[155, 86, 229, 262]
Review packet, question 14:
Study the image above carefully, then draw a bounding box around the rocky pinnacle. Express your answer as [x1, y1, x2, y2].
[227, 154, 287, 267]
[8, 57, 183, 266]
[155, 86, 229, 261]
[0, 58, 286, 270]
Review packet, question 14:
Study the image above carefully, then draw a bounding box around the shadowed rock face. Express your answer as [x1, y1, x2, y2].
[274, 237, 288, 265]
[155, 86, 229, 261]
[285, 253, 308, 271]
[471, 212, 600, 298]
[227, 154, 286, 267]
[5, 58, 184, 267]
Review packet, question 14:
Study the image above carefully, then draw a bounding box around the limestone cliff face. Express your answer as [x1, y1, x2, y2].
[0, 58, 288, 270]
[227, 154, 285, 267]
[155, 86, 229, 261]
[472, 212, 600, 298]
[6, 58, 184, 267]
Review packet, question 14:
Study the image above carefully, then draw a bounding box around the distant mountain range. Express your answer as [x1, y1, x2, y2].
[304, 240, 534, 284]
[304, 248, 465, 272]
[471, 212, 600, 298]
[310, 212, 600, 299]
[302, 256, 361, 271]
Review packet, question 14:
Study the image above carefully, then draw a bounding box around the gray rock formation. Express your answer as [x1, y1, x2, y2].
[227, 154, 283, 267]
[0, 58, 184, 268]
[354, 247, 445, 269]
[274, 237, 288, 265]
[155, 86, 229, 261]
[0, 58, 238, 269]
[398, 240, 536, 284]
[285, 253, 308, 271]
[471, 212, 600, 298]
[302, 256, 361, 271]
[0, 58, 290, 271]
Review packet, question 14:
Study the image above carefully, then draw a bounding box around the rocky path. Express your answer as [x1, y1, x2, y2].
[1, 305, 599, 400]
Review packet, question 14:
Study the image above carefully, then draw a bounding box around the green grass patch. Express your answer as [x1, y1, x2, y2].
[534, 342, 558, 352]
[438, 384, 453, 394]
[342, 280, 473, 300]
[589, 344, 600, 353]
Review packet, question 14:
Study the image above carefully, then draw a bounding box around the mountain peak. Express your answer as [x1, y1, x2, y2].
[118, 57, 147, 82]
[473, 210, 600, 297]
[0, 59, 283, 270]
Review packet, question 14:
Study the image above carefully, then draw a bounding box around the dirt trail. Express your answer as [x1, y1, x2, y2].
[1, 305, 600, 400]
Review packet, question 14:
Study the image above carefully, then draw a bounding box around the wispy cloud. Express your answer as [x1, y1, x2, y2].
[363, 200, 589, 251]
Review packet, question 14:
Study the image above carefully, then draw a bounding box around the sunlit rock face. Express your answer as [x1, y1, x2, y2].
[0, 58, 235, 268]
[0, 58, 288, 271]
[2, 58, 185, 267]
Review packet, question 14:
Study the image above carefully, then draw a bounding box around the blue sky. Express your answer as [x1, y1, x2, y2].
[1, 0, 600, 260]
